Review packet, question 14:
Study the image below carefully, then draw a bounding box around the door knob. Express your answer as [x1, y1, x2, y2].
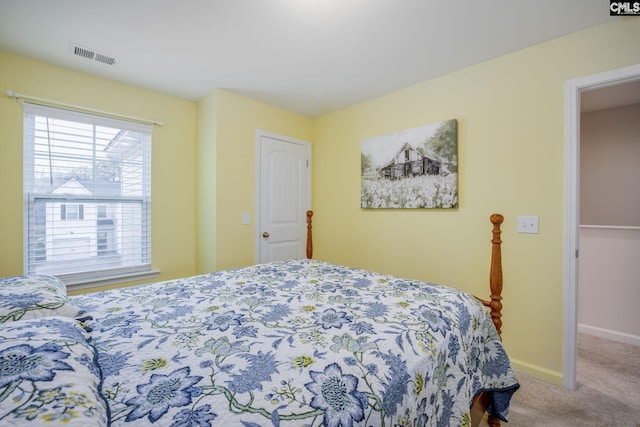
[262, 232, 270, 238]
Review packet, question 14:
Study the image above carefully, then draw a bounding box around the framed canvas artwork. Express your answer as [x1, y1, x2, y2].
[361, 119, 458, 209]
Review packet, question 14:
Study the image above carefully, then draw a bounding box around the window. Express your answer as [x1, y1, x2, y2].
[61, 204, 84, 220]
[23, 103, 153, 286]
[97, 204, 107, 219]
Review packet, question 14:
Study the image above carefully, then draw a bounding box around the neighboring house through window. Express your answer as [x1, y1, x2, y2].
[23, 102, 153, 287]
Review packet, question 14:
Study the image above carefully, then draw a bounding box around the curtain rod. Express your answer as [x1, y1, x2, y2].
[5, 90, 163, 126]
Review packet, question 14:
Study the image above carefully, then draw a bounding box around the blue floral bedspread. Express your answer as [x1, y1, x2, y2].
[70, 259, 519, 426]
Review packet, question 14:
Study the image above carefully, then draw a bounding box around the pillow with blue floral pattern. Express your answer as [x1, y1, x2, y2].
[0, 315, 109, 425]
[0, 275, 83, 323]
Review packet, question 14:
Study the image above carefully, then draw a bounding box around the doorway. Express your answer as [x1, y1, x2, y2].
[564, 64, 640, 390]
[255, 130, 311, 264]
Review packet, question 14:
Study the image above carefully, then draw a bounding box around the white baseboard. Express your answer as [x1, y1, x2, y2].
[509, 358, 563, 386]
[578, 324, 640, 346]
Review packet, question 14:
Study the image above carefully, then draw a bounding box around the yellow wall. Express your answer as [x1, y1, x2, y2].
[312, 18, 640, 383]
[195, 92, 217, 274]
[0, 51, 198, 292]
[198, 89, 313, 272]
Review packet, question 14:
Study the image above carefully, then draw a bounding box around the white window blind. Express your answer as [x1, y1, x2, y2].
[23, 102, 152, 285]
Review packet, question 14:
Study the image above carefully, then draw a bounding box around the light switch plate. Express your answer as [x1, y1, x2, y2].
[242, 212, 250, 225]
[517, 216, 539, 234]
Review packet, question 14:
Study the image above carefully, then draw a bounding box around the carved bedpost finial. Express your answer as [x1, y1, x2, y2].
[489, 214, 504, 337]
[306, 210, 313, 259]
[490, 213, 504, 228]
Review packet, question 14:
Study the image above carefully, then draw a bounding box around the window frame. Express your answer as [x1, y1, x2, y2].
[22, 102, 158, 289]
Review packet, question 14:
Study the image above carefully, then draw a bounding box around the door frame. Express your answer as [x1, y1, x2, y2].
[255, 130, 312, 264]
[563, 63, 640, 390]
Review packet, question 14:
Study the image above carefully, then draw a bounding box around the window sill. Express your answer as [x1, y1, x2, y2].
[64, 269, 160, 292]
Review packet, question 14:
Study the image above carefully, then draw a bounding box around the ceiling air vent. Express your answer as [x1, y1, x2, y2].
[70, 43, 117, 66]
[94, 52, 116, 66]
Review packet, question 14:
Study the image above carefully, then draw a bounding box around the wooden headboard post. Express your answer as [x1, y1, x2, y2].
[488, 213, 504, 336]
[474, 214, 505, 427]
[474, 214, 504, 340]
[306, 210, 313, 259]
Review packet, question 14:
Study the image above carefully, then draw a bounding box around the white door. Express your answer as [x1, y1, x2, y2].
[256, 131, 311, 263]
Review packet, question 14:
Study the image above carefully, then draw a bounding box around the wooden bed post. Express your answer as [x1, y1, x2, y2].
[488, 213, 504, 337]
[306, 210, 313, 259]
[475, 213, 504, 339]
[487, 214, 504, 427]
[472, 214, 505, 427]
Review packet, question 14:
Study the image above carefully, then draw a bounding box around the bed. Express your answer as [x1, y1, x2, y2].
[0, 213, 519, 427]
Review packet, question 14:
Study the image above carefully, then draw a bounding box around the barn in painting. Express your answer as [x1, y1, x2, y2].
[379, 142, 441, 180]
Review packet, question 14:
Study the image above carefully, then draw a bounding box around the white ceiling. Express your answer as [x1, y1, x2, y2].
[0, 0, 615, 117]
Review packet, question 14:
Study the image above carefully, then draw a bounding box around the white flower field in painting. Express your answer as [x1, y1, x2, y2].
[361, 173, 458, 208]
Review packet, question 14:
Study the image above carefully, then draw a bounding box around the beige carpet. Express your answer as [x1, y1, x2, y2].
[480, 333, 640, 426]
